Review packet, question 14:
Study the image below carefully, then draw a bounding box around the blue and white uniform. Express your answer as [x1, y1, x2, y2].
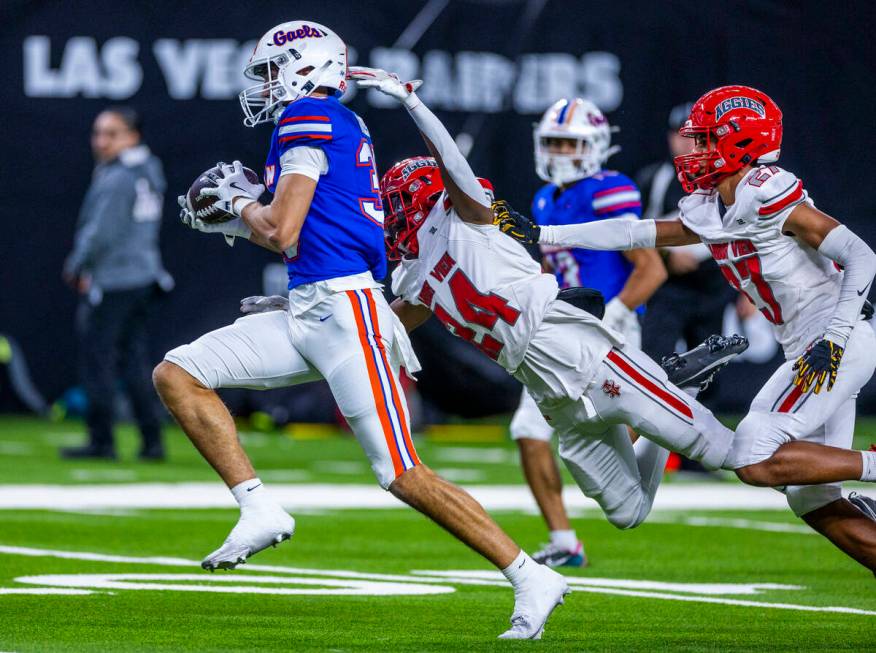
[165, 95, 421, 489]
[511, 171, 643, 442]
[534, 171, 643, 315]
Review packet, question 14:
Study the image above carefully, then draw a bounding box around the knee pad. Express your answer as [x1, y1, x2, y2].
[784, 484, 842, 518]
[730, 412, 791, 468]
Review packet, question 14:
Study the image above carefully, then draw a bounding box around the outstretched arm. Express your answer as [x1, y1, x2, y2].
[493, 201, 701, 249]
[351, 67, 492, 224]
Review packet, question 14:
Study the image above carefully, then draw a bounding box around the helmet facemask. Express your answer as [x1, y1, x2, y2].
[535, 134, 608, 186]
[533, 98, 619, 186]
[673, 125, 728, 193]
[381, 180, 441, 261]
[239, 54, 335, 127]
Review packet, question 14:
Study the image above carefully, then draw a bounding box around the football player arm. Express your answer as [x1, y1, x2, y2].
[404, 98, 494, 225]
[617, 248, 668, 309]
[784, 203, 876, 346]
[537, 216, 700, 250]
[241, 173, 317, 253]
[391, 298, 432, 333]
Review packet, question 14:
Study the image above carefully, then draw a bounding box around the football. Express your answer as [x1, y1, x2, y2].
[186, 164, 262, 224]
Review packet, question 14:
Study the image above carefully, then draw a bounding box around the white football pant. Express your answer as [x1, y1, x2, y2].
[727, 318, 876, 516]
[164, 287, 419, 489]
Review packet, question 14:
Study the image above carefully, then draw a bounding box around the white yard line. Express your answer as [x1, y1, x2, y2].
[3, 482, 861, 511]
[1, 545, 874, 616]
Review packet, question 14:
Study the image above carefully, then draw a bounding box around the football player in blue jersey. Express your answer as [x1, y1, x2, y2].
[509, 99, 667, 567]
[153, 20, 563, 639]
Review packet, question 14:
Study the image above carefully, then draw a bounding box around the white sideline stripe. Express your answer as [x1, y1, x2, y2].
[4, 483, 865, 511]
[2, 545, 874, 616]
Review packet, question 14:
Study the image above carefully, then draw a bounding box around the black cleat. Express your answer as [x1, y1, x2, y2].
[849, 492, 876, 521]
[661, 334, 749, 390]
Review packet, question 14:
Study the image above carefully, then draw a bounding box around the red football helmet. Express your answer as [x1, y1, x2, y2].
[674, 85, 783, 193]
[380, 156, 494, 260]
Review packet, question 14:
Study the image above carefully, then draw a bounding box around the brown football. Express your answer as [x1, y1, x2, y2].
[186, 164, 262, 224]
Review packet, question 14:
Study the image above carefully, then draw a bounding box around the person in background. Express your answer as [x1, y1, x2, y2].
[62, 106, 172, 461]
[637, 102, 734, 371]
[509, 98, 666, 568]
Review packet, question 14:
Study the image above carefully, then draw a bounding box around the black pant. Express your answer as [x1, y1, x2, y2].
[76, 285, 162, 451]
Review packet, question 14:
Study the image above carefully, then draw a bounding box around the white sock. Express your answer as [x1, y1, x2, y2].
[549, 529, 578, 551]
[860, 452, 876, 481]
[502, 550, 539, 589]
[230, 478, 271, 511]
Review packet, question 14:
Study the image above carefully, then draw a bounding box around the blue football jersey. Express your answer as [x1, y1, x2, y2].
[532, 171, 645, 314]
[263, 96, 387, 289]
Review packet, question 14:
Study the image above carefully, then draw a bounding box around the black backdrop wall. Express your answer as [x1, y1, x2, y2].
[2, 0, 875, 412]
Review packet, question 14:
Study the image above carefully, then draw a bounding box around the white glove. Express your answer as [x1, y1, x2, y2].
[240, 295, 289, 315]
[178, 194, 252, 246]
[348, 66, 423, 108]
[199, 160, 265, 218]
[603, 297, 637, 334]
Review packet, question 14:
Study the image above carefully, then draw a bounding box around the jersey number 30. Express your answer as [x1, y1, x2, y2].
[356, 139, 384, 226]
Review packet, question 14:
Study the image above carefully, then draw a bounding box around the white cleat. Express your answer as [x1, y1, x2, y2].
[201, 507, 295, 571]
[498, 564, 571, 640]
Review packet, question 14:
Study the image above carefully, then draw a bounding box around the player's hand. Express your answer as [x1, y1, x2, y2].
[199, 160, 265, 218]
[492, 200, 540, 245]
[603, 297, 637, 334]
[792, 338, 844, 394]
[178, 194, 252, 245]
[240, 295, 290, 315]
[348, 67, 422, 104]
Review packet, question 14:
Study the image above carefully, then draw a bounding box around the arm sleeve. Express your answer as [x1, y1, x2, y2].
[538, 217, 657, 251]
[817, 224, 876, 346]
[64, 172, 134, 274]
[403, 94, 490, 208]
[279, 146, 328, 182]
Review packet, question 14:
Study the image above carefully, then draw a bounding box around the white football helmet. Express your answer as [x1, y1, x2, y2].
[239, 21, 348, 127]
[534, 98, 620, 186]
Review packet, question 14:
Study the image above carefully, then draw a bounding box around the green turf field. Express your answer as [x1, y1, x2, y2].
[1, 416, 875, 651]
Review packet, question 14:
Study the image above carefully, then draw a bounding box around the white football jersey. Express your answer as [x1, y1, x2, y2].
[391, 195, 561, 372]
[678, 165, 842, 359]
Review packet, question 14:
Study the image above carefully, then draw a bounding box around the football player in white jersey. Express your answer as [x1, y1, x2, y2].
[495, 85, 876, 572]
[348, 67, 753, 553]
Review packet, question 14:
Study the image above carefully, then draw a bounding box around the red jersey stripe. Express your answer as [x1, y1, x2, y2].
[593, 185, 636, 198]
[278, 134, 332, 143]
[758, 181, 803, 216]
[280, 115, 331, 124]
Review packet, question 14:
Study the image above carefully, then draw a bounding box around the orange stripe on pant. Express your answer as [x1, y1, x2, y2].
[363, 288, 420, 466]
[345, 291, 404, 478]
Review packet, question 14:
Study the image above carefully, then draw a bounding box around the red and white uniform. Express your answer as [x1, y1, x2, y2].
[679, 166, 842, 359]
[679, 165, 876, 515]
[393, 196, 735, 529]
[392, 196, 567, 373]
